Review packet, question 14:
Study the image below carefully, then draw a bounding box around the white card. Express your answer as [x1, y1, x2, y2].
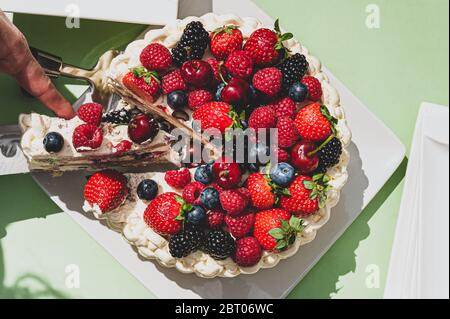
[1, 0, 179, 25]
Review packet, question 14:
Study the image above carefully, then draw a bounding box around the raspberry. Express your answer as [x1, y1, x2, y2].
[164, 168, 192, 189]
[248, 106, 277, 130]
[219, 190, 249, 215]
[224, 212, 256, 239]
[207, 210, 225, 229]
[72, 124, 103, 151]
[269, 97, 297, 119]
[276, 116, 299, 148]
[234, 237, 262, 267]
[162, 70, 187, 95]
[301, 76, 323, 101]
[225, 50, 254, 80]
[252, 67, 283, 97]
[113, 140, 133, 155]
[77, 103, 103, 126]
[182, 182, 206, 205]
[140, 43, 173, 72]
[188, 89, 213, 110]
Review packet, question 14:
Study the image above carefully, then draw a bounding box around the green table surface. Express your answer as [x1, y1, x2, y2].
[0, 0, 448, 299]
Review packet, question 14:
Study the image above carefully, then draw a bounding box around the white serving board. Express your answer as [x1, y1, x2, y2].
[23, 0, 405, 299]
[0, 0, 179, 25]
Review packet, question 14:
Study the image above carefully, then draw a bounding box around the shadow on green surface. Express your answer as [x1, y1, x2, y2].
[289, 157, 408, 299]
[0, 174, 69, 299]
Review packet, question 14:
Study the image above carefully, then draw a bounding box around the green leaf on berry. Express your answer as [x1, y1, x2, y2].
[174, 195, 185, 205]
[268, 228, 285, 240]
[303, 180, 315, 190]
[276, 239, 288, 251]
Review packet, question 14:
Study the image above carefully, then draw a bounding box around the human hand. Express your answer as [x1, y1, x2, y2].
[0, 11, 75, 119]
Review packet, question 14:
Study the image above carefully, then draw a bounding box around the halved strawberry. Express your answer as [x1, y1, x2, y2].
[123, 67, 161, 103]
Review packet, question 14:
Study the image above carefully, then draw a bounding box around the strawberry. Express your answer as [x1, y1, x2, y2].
[207, 209, 226, 228]
[210, 25, 244, 60]
[246, 173, 276, 210]
[219, 190, 249, 215]
[294, 103, 337, 142]
[268, 97, 297, 119]
[72, 124, 103, 151]
[253, 209, 304, 251]
[161, 69, 187, 95]
[225, 50, 254, 80]
[301, 76, 323, 101]
[280, 174, 330, 216]
[77, 103, 103, 126]
[234, 237, 262, 267]
[188, 89, 213, 110]
[83, 170, 129, 213]
[113, 140, 133, 155]
[243, 20, 293, 67]
[252, 67, 283, 97]
[140, 43, 173, 72]
[206, 58, 226, 85]
[225, 213, 255, 239]
[143, 193, 187, 235]
[192, 102, 238, 134]
[248, 106, 277, 130]
[276, 116, 299, 148]
[123, 67, 161, 103]
[182, 181, 206, 205]
[164, 168, 192, 189]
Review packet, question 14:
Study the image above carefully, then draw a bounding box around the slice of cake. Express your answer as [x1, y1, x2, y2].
[19, 102, 179, 173]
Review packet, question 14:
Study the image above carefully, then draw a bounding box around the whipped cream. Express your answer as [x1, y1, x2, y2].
[91, 13, 352, 278]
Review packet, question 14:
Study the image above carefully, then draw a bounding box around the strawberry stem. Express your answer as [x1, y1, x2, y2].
[307, 134, 335, 157]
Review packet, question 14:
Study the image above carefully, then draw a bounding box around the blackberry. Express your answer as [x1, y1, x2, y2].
[317, 137, 343, 171]
[278, 53, 309, 92]
[203, 230, 236, 260]
[102, 108, 140, 125]
[172, 21, 210, 67]
[169, 226, 205, 258]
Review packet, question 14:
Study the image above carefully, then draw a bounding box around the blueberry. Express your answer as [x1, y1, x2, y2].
[240, 120, 248, 130]
[186, 205, 206, 225]
[270, 162, 295, 187]
[200, 187, 220, 210]
[137, 179, 158, 200]
[43, 132, 64, 153]
[167, 90, 188, 109]
[215, 83, 226, 101]
[194, 165, 213, 184]
[288, 82, 308, 103]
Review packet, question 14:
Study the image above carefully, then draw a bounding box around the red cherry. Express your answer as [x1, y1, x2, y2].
[291, 141, 319, 174]
[180, 60, 213, 87]
[128, 114, 159, 144]
[221, 78, 250, 106]
[212, 158, 242, 189]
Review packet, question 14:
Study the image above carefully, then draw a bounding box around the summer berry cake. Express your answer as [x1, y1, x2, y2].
[19, 102, 179, 172]
[78, 13, 353, 278]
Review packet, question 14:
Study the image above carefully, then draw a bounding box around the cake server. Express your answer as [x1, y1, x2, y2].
[30, 47, 120, 107]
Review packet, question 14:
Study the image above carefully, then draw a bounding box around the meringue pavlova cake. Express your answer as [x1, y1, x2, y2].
[30, 13, 351, 279]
